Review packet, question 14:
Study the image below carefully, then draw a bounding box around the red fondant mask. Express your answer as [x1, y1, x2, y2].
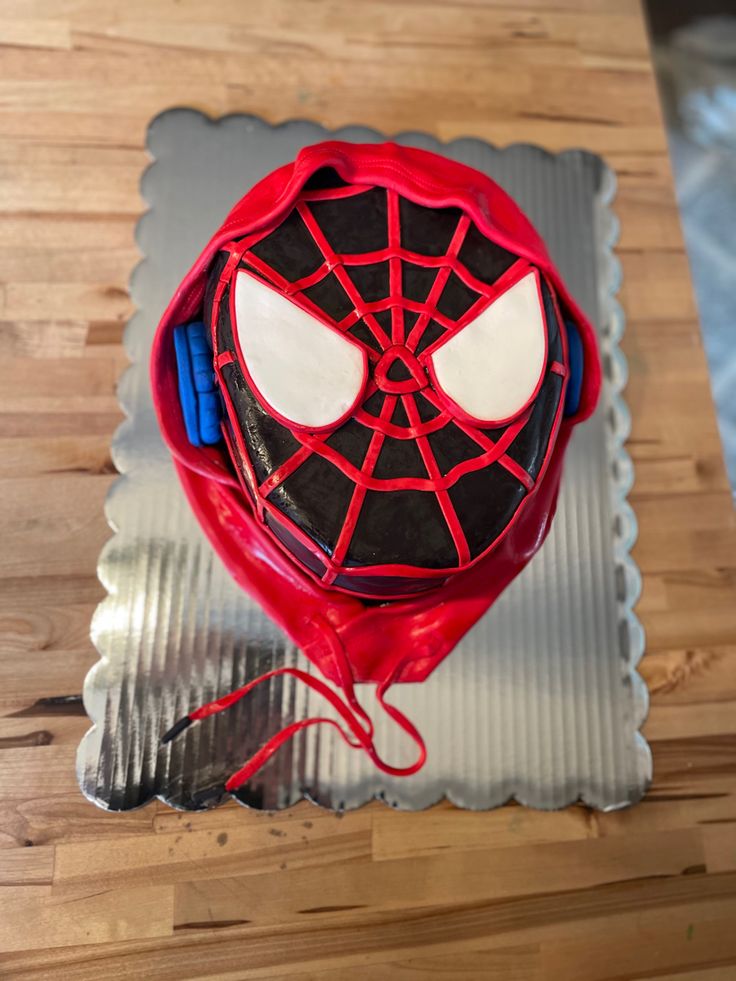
[151, 142, 601, 789]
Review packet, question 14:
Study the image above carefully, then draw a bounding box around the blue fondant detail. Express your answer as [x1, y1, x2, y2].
[564, 320, 584, 417]
[173, 324, 202, 446]
[173, 322, 222, 446]
[198, 390, 222, 445]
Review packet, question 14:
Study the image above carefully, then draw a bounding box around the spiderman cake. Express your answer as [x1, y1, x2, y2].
[152, 142, 601, 791]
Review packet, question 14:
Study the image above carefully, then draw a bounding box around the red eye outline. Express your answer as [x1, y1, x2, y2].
[420, 265, 550, 429]
[227, 268, 369, 434]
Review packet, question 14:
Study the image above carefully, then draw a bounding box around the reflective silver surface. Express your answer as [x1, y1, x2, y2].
[78, 110, 650, 812]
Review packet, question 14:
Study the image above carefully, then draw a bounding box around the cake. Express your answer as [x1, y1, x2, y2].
[151, 142, 600, 791]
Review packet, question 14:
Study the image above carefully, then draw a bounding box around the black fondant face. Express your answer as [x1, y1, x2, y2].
[206, 168, 567, 598]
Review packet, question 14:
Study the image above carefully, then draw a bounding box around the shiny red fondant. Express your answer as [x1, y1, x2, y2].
[151, 141, 601, 689]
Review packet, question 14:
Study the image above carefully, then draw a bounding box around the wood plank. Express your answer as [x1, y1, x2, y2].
[0, 215, 137, 250]
[0, 436, 114, 477]
[0, 715, 88, 749]
[646, 701, 736, 740]
[372, 804, 595, 861]
[702, 825, 736, 875]
[53, 812, 373, 891]
[0, 321, 89, 359]
[0, 793, 156, 849]
[0, 884, 173, 953]
[0, 19, 71, 51]
[0, 747, 84, 800]
[261, 945, 542, 981]
[0, 846, 54, 885]
[0, 475, 113, 579]
[632, 969, 736, 981]
[0, 247, 139, 283]
[2, 872, 735, 980]
[595, 781, 736, 838]
[0, 601, 98, 657]
[172, 830, 705, 929]
[541, 904, 736, 981]
[0, 575, 105, 609]
[1, 283, 133, 322]
[0, 358, 120, 399]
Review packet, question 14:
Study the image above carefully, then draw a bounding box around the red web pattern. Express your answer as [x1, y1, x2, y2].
[213, 182, 568, 587]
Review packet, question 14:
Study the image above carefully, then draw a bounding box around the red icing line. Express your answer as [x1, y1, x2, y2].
[244, 250, 330, 295]
[387, 188, 404, 346]
[215, 361, 266, 517]
[416, 258, 530, 355]
[326, 394, 397, 580]
[288, 427, 526, 494]
[259, 445, 313, 496]
[404, 214, 470, 351]
[419, 385, 534, 490]
[373, 345, 428, 395]
[354, 403, 451, 439]
[238, 229, 542, 355]
[403, 392, 470, 567]
[245, 242, 521, 303]
[296, 201, 393, 352]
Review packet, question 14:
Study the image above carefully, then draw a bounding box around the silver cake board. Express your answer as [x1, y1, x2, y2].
[78, 110, 650, 812]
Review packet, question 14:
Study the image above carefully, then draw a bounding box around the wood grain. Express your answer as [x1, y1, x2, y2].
[1, 1, 735, 977]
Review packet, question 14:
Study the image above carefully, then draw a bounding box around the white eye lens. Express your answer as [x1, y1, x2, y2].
[428, 270, 547, 424]
[233, 271, 367, 430]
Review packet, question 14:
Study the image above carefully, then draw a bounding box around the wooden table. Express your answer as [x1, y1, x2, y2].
[1, 2, 735, 978]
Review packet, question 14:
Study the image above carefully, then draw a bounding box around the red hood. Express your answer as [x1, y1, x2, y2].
[151, 140, 601, 686]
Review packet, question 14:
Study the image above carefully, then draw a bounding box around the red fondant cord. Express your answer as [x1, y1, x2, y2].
[223, 716, 361, 791]
[162, 658, 426, 793]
